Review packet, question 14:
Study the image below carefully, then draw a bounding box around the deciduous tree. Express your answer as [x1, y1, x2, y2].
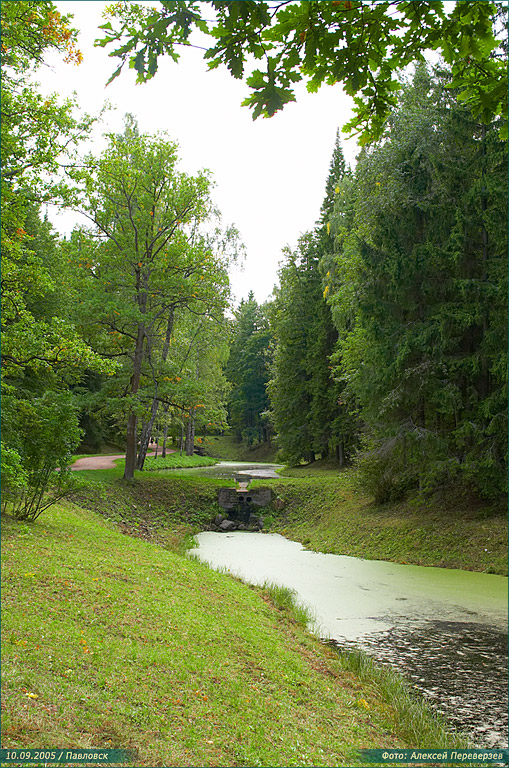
[67, 120, 237, 479]
[98, 1, 507, 142]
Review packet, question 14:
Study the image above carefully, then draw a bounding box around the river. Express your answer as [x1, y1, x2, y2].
[194, 530, 508, 747]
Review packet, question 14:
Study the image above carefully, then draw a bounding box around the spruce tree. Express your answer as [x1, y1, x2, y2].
[329, 64, 508, 500]
[225, 293, 271, 445]
[268, 131, 359, 465]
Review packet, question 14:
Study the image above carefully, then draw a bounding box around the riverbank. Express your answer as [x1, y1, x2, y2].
[202, 434, 278, 463]
[1, 499, 460, 766]
[71, 461, 507, 574]
[260, 464, 507, 575]
[70, 469, 233, 553]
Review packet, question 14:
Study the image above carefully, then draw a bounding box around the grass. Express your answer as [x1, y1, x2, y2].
[1, 501, 463, 766]
[335, 648, 464, 748]
[255, 464, 508, 575]
[71, 471, 234, 554]
[261, 582, 317, 631]
[201, 434, 279, 463]
[71, 457, 507, 574]
[142, 454, 217, 471]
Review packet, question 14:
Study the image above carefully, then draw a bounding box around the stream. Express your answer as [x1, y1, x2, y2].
[193, 476, 508, 748]
[165, 460, 284, 480]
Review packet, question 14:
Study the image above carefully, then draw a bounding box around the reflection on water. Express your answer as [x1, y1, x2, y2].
[194, 531, 508, 747]
[331, 622, 508, 748]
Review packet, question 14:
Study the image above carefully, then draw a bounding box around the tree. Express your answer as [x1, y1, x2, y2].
[319, 128, 346, 225]
[1, 2, 110, 519]
[327, 64, 507, 499]
[267, 241, 317, 464]
[175, 313, 230, 455]
[225, 292, 272, 445]
[67, 120, 237, 479]
[1, 1, 97, 382]
[267, 132, 358, 465]
[98, 1, 507, 142]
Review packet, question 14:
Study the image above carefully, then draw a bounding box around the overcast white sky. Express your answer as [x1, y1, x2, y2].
[40, 1, 360, 305]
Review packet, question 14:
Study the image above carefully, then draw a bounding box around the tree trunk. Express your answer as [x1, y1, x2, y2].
[136, 308, 175, 470]
[185, 408, 196, 456]
[124, 322, 145, 480]
[136, 397, 159, 470]
[479, 123, 490, 400]
[161, 408, 170, 458]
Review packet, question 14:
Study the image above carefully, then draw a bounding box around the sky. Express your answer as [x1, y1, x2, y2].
[40, 1, 360, 306]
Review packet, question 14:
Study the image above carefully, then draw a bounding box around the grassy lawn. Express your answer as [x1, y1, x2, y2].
[257, 464, 508, 575]
[201, 435, 279, 463]
[1, 501, 460, 766]
[143, 454, 217, 471]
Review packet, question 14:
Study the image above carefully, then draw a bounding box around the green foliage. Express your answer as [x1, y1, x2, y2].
[225, 292, 272, 445]
[66, 118, 238, 478]
[98, 1, 507, 143]
[0, 2, 111, 519]
[267, 238, 318, 464]
[1, 392, 82, 521]
[327, 64, 508, 500]
[268, 136, 358, 465]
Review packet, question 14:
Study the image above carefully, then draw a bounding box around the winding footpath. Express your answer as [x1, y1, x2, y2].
[71, 444, 171, 470]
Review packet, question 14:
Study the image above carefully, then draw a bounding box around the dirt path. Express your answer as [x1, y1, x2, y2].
[71, 445, 171, 471]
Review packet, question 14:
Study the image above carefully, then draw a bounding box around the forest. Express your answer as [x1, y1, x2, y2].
[1, 1, 507, 522]
[2, 1, 508, 764]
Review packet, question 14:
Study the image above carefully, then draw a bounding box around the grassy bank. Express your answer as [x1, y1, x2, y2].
[143, 454, 217, 471]
[71, 460, 507, 574]
[71, 469, 233, 554]
[202, 434, 279, 463]
[1, 499, 461, 766]
[259, 464, 508, 575]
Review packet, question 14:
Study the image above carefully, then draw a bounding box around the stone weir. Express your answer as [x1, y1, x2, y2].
[212, 486, 274, 532]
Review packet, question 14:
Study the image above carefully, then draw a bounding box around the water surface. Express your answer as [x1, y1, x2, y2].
[194, 531, 508, 746]
[166, 460, 283, 480]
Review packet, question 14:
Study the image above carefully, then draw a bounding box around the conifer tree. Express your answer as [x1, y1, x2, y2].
[328, 64, 507, 500]
[225, 293, 272, 445]
[268, 132, 359, 465]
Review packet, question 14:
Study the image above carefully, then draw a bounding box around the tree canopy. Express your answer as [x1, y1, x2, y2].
[66, 119, 237, 478]
[98, 0, 507, 142]
[324, 64, 507, 499]
[1, 1, 109, 518]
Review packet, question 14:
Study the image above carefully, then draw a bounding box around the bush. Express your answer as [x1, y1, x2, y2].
[355, 426, 450, 504]
[2, 392, 82, 520]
